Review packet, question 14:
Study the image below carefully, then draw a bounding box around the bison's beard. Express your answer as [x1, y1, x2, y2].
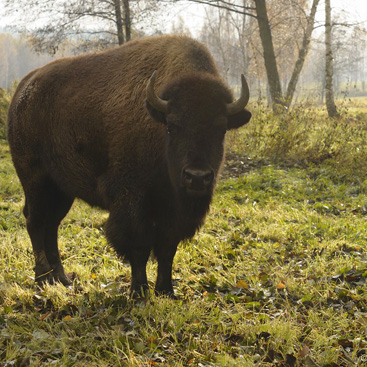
[177, 189, 212, 239]
[167, 166, 214, 233]
[179, 185, 212, 216]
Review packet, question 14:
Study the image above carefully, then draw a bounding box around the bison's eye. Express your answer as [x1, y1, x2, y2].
[166, 123, 182, 135]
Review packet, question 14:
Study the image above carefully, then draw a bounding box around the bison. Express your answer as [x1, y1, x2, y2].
[7, 35, 251, 297]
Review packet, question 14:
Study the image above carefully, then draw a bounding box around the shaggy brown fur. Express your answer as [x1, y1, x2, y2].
[7, 35, 251, 297]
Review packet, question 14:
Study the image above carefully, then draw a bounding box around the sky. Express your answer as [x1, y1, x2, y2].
[179, 0, 367, 38]
[0, 0, 367, 36]
[318, 0, 367, 25]
[332, 0, 367, 19]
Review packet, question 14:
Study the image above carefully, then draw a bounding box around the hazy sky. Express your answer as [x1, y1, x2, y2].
[321, 0, 367, 23]
[0, 0, 366, 35]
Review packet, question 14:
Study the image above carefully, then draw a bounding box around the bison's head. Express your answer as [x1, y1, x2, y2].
[146, 71, 251, 198]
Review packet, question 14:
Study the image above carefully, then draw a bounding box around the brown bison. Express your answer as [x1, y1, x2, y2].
[7, 35, 251, 297]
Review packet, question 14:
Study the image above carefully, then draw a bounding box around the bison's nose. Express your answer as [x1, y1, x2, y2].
[182, 168, 214, 193]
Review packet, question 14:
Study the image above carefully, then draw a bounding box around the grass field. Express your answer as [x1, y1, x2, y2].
[1, 103, 367, 366]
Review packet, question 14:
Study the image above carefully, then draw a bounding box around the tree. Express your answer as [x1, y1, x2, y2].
[329, 25, 367, 96]
[253, 0, 321, 110]
[171, 15, 192, 36]
[123, 0, 132, 42]
[4, 0, 163, 54]
[200, 6, 247, 83]
[324, 0, 339, 117]
[198, 0, 256, 90]
[189, 0, 320, 112]
[284, 0, 320, 107]
[254, 0, 283, 110]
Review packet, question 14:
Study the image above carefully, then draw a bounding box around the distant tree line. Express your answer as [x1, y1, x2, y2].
[0, 34, 56, 88]
[3, 0, 163, 54]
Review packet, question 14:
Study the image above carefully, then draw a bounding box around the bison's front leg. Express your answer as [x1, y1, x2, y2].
[153, 238, 179, 298]
[106, 206, 153, 298]
[129, 247, 151, 297]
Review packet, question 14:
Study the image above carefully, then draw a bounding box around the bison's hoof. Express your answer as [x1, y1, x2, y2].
[130, 285, 150, 299]
[35, 270, 75, 287]
[154, 289, 177, 300]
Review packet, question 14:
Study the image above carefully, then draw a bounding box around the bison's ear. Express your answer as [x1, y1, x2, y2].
[145, 100, 167, 125]
[227, 109, 252, 130]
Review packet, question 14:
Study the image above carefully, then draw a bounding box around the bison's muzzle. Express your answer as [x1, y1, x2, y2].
[182, 167, 214, 196]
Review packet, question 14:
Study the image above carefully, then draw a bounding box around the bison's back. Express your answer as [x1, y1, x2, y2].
[9, 35, 219, 142]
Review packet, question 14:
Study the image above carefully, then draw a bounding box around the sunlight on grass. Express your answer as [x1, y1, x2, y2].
[1, 105, 367, 365]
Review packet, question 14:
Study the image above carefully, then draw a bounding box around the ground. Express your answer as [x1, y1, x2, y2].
[1, 102, 367, 366]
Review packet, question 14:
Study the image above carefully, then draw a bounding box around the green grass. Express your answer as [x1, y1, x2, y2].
[1, 105, 367, 366]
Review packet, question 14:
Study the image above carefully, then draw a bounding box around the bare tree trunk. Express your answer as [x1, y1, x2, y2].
[239, 0, 252, 77]
[285, 0, 320, 108]
[320, 77, 325, 104]
[325, 0, 339, 117]
[254, 0, 284, 113]
[123, 0, 131, 42]
[114, 0, 125, 45]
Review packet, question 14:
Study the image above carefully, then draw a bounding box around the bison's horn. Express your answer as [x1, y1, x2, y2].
[226, 74, 250, 116]
[146, 71, 168, 113]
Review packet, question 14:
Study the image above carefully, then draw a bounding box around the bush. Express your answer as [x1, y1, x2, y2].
[0, 88, 12, 140]
[226, 102, 367, 183]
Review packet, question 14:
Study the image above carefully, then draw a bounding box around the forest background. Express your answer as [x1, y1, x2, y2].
[0, 0, 366, 111]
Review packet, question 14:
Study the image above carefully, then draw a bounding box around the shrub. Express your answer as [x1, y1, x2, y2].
[226, 102, 367, 183]
[0, 87, 12, 140]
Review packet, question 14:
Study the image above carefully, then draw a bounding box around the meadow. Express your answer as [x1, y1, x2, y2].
[1, 99, 367, 366]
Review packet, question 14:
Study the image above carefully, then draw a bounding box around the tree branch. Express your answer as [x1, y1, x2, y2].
[169, 0, 257, 18]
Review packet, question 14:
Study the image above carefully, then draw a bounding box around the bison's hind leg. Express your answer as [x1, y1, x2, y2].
[23, 175, 74, 286]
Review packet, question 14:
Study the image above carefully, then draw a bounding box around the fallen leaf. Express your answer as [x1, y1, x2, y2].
[236, 280, 249, 289]
[338, 338, 353, 348]
[298, 345, 309, 359]
[39, 311, 53, 321]
[147, 336, 157, 344]
[63, 315, 72, 322]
